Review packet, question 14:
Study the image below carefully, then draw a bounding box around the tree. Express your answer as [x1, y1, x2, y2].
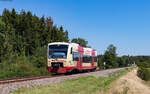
[99, 44, 118, 69]
[0, 17, 16, 59]
[0, 17, 5, 62]
[0, 8, 70, 57]
[107, 44, 117, 56]
[71, 38, 88, 47]
[64, 30, 69, 42]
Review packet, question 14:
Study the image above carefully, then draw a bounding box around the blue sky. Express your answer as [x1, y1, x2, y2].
[0, 0, 150, 56]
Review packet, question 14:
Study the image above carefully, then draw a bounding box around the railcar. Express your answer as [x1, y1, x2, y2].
[47, 42, 98, 73]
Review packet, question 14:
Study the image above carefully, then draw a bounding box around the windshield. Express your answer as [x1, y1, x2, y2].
[49, 45, 68, 59]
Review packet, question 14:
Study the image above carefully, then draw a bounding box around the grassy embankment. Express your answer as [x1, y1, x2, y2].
[12, 68, 132, 94]
[104, 68, 150, 94]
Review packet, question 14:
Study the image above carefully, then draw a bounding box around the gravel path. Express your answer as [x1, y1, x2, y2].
[0, 68, 126, 94]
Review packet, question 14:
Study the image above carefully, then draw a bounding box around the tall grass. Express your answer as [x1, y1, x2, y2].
[0, 47, 50, 80]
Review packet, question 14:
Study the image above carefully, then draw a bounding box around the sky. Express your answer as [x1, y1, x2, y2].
[0, 0, 150, 56]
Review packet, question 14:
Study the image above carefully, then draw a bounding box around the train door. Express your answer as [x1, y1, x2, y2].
[92, 56, 94, 67]
[92, 50, 95, 67]
[77, 53, 81, 68]
[77, 46, 83, 69]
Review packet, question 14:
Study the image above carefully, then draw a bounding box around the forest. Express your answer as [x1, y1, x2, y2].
[0, 8, 69, 79]
[0, 8, 149, 79]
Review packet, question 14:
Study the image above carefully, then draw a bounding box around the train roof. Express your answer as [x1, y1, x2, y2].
[48, 42, 79, 46]
[48, 42, 69, 45]
[48, 42, 97, 52]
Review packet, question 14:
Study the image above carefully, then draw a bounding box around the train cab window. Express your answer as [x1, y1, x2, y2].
[49, 45, 68, 59]
[73, 52, 79, 61]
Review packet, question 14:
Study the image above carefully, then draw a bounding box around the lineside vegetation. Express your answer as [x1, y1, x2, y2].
[12, 68, 131, 94]
[137, 62, 150, 81]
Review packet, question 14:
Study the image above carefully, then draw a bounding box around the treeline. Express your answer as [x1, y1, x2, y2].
[98, 44, 132, 69]
[0, 8, 69, 60]
[98, 44, 150, 69]
[0, 8, 69, 79]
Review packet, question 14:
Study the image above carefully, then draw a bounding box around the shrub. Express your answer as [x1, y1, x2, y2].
[0, 61, 41, 79]
[0, 53, 50, 80]
[137, 62, 150, 81]
[136, 62, 150, 68]
[137, 68, 150, 81]
[32, 56, 47, 68]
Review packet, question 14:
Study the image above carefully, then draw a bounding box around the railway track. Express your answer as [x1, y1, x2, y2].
[0, 71, 95, 85]
[0, 75, 62, 85]
[0, 71, 99, 85]
[0, 67, 129, 94]
[0, 67, 128, 85]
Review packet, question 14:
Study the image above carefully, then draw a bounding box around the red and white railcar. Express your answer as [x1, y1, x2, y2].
[47, 42, 98, 73]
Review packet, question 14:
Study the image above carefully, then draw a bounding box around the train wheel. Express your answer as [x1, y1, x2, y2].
[71, 69, 78, 74]
[65, 71, 71, 75]
[90, 68, 96, 72]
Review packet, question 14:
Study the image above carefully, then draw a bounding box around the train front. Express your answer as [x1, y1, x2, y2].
[47, 43, 69, 73]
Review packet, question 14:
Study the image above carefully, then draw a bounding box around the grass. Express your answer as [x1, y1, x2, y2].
[12, 68, 131, 94]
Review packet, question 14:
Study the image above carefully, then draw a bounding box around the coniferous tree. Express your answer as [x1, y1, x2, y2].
[0, 8, 70, 57]
[64, 30, 69, 42]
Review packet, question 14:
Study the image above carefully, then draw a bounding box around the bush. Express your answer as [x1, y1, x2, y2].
[32, 56, 47, 68]
[0, 59, 41, 79]
[137, 68, 150, 81]
[136, 62, 150, 68]
[137, 62, 150, 81]
[0, 53, 50, 80]
[0, 64, 49, 80]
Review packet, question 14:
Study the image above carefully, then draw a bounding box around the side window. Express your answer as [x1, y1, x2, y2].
[94, 56, 97, 62]
[73, 52, 79, 61]
[82, 55, 86, 63]
[89, 56, 92, 63]
[83, 55, 92, 63]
